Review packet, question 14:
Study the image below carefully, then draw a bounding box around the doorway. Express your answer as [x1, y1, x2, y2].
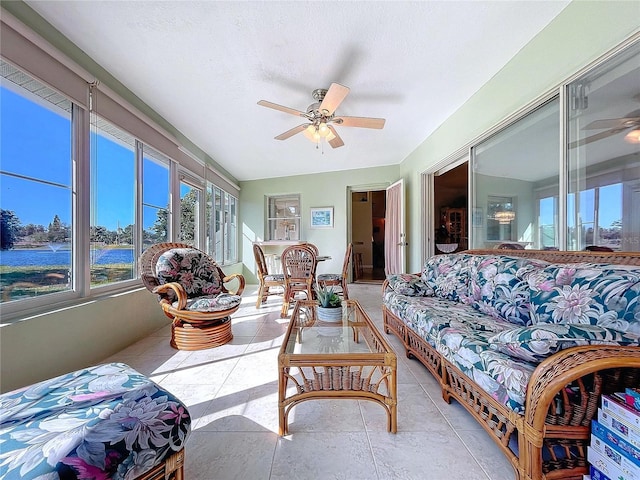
[351, 190, 386, 283]
[433, 162, 468, 254]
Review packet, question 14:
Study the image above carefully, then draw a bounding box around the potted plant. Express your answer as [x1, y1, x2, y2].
[316, 285, 343, 322]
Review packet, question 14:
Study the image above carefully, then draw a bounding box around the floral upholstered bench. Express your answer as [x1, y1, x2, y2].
[0, 362, 191, 480]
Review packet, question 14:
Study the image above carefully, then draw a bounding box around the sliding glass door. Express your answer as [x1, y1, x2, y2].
[566, 41, 640, 251]
[471, 98, 560, 249]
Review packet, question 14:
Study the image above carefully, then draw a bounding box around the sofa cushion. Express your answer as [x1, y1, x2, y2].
[385, 289, 513, 347]
[156, 247, 222, 297]
[0, 362, 191, 480]
[469, 255, 549, 326]
[528, 263, 640, 335]
[421, 253, 475, 303]
[437, 327, 536, 413]
[488, 324, 640, 363]
[386, 273, 433, 296]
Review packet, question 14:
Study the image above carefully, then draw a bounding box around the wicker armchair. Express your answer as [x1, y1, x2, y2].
[317, 242, 352, 299]
[140, 242, 245, 350]
[253, 243, 285, 308]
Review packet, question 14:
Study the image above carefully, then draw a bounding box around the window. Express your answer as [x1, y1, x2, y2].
[179, 180, 202, 247]
[224, 192, 237, 263]
[142, 146, 170, 251]
[1, 28, 240, 319]
[0, 61, 74, 304]
[90, 115, 136, 286]
[206, 184, 238, 264]
[566, 41, 640, 251]
[538, 196, 558, 248]
[471, 98, 560, 249]
[267, 194, 301, 241]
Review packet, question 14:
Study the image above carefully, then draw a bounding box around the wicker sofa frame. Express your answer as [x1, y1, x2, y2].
[136, 449, 184, 480]
[382, 249, 640, 480]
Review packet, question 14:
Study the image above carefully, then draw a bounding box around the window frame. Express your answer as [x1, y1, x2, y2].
[0, 33, 240, 320]
[266, 194, 301, 241]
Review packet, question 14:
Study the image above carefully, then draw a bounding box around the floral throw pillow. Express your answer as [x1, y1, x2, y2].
[488, 324, 640, 363]
[528, 263, 640, 336]
[386, 274, 433, 297]
[156, 248, 222, 297]
[468, 255, 548, 326]
[421, 253, 475, 303]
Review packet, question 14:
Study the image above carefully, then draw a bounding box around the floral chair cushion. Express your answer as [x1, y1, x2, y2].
[317, 273, 342, 282]
[469, 255, 549, 326]
[180, 292, 242, 312]
[488, 324, 640, 363]
[156, 248, 222, 297]
[0, 362, 191, 480]
[421, 253, 476, 303]
[528, 263, 640, 335]
[386, 273, 433, 297]
[264, 273, 285, 282]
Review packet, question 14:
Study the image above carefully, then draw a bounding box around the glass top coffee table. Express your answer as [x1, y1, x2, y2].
[278, 299, 397, 435]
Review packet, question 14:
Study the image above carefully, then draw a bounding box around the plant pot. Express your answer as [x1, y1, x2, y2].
[317, 305, 343, 322]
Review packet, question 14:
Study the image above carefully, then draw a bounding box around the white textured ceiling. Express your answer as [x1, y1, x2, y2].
[26, 1, 570, 181]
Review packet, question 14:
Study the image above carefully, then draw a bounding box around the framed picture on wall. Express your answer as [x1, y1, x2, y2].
[310, 207, 334, 228]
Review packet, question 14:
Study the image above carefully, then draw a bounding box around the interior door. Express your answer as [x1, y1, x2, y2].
[384, 179, 406, 274]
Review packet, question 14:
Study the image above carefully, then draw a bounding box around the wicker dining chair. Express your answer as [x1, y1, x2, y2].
[139, 242, 245, 350]
[304, 243, 319, 256]
[253, 243, 285, 308]
[317, 242, 352, 299]
[280, 244, 317, 318]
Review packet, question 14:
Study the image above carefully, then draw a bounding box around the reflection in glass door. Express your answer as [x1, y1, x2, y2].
[567, 41, 640, 251]
[471, 98, 560, 249]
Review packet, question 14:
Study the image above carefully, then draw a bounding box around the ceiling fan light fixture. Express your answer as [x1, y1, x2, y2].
[318, 122, 330, 137]
[258, 82, 385, 149]
[624, 128, 640, 144]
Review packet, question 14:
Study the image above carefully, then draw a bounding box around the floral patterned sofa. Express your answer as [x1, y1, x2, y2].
[0, 362, 191, 480]
[382, 249, 640, 480]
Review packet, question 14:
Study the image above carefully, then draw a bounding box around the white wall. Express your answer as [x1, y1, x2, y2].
[239, 166, 399, 282]
[0, 289, 168, 392]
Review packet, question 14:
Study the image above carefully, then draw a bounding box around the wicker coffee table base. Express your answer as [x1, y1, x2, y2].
[170, 317, 233, 350]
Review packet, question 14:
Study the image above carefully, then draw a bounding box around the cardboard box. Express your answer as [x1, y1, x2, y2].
[590, 464, 613, 480]
[588, 446, 635, 480]
[592, 420, 640, 466]
[590, 434, 639, 478]
[603, 394, 640, 429]
[599, 408, 640, 450]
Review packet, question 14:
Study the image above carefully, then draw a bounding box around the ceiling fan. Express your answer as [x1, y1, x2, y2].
[571, 109, 640, 148]
[257, 83, 385, 148]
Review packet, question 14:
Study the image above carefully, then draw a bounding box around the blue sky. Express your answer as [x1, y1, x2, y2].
[1, 85, 176, 231]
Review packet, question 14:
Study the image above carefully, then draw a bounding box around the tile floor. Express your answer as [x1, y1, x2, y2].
[104, 284, 515, 480]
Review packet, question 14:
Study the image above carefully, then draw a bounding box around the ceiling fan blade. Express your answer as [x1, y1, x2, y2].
[319, 83, 350, 116]
[257, 100, 305, 117]
[583, 117, 640, 130]
[327, 125, 344, 148]
[334, 116, 386, 129]
[274, 124, 309, 140]
[568, 127, 628, 148]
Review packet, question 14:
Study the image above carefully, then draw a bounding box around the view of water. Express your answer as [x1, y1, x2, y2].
[0, 248, 135, 267]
